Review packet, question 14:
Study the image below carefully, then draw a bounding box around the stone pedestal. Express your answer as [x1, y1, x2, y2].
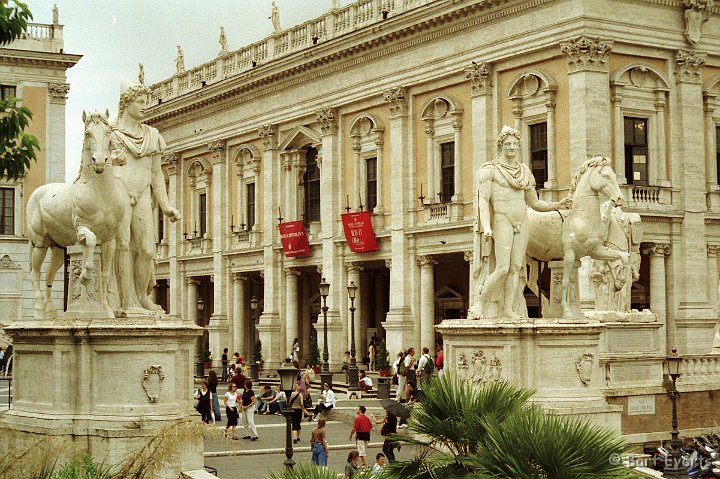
[436, 319, 621, 431]
[1, 247, 203, 478]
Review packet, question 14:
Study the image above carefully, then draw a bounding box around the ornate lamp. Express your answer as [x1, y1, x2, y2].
[663, 348, 687, 478]
[347, 281, 359, 391]
[277, 357, 298, 470]
[318, 278, 333, 389]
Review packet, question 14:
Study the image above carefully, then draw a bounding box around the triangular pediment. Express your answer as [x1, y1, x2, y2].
[435, 285, 462, 301]
[278, 125, 321, 151]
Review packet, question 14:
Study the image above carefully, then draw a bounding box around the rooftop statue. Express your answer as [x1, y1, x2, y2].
[270, 0, 281, 33]
[138, 63, 145, 84]
[469, 126, 571, 320]
[175, 45, 185, 74]
[219, 26, 228, 55]
[110, 80, 181, 313]
[27, 111, 127, 319]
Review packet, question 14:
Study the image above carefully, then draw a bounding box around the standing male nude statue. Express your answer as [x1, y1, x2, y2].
[469, 126, 571, 319]
[111, 80, 181, 312]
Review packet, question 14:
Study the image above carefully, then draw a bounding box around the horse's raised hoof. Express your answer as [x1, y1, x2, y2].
[79, 270, 92, 285]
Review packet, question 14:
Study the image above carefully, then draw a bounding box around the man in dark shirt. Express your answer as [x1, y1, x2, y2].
[221, 348, 229, 381]
[240, 380, 258, 440]
[230, 369, 246, 390]
[257, 384, 276, 414]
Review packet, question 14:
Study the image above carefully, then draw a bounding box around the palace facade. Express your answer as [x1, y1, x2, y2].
[146, 0, 720, 439]
[0, 8, 80, 344]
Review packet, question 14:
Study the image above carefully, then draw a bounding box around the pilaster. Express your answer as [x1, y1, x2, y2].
[284, 267, 301, 358]
[46, 83, 69, 183]
[207, 141, 228, 360]
[642, 243, 671, 355]
[163, 153, 181, 316]
[232, 274, 247, 356]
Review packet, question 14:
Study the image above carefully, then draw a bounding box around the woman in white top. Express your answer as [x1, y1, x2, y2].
[223, 383, 240, 440]
[311, 383, 336, 420]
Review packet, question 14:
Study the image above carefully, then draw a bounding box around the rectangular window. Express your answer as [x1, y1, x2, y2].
[157, 207, 164, 243]
[440, 142, 454, 203]
[530, 122, 548, 189]
[624, 117, 648, 185]
[716, 126, 720, 186]
[198, 193, 207, 237]
[304, 148, 321, 222]
[0, 85, 16, 101]
[246, 183, 255, 229]
[366, 157, 377, 212]
[0, 188, 14, 235]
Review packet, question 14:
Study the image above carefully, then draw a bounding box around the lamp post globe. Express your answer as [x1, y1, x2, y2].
[277, 357, 298, 470]
[347, 281, 359, 391]
[318, 278, 333, 389]
[196, 296, 206, 377]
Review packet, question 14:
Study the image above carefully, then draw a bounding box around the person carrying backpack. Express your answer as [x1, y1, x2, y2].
[417, 347, 434, 382]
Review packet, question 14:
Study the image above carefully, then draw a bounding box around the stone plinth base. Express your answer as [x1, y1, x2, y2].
[544, 260, 583, 319]
[1, 315, 203, 478]
[436, 318, 621, 431]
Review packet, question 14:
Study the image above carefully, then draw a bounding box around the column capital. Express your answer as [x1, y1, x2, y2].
[383, 87, 408, 117]
[465, 61, 492, 97]
[345, 262, 365, 273]
[162, 152, 180, 175]
[417, 255, 438, 268]
[560, 36, 612, 73]
[316, 107, 338, 135]
[232, 273, 247, 283]
[258, 124, 278, 150]
[186, 277, 200, 286]
[708, 244, 720, 256]
[642, 243, 672, 257]
[284, 267, 301, 277]
[463, 251, 473, 263]
[384, 259, 392, 269]
[48, 82, 70, 104]
[675, 49, 706, 83]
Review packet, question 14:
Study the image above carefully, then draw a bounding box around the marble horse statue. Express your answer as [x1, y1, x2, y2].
[527, 156, 629, 318]
[26, 111, 128, 319]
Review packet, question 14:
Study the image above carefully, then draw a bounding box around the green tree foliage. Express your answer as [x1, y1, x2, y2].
[375, 339, 390, 371]
[0, 0, 40, 180]
[308, 336, 320, 367]
[381, 373, 640, 479]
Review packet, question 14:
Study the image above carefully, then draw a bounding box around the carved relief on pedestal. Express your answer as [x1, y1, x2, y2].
[560, 36, 613, 73]
[575, 353, 594, 386]
[457, 350, 503, 383]
[142, 365, 166, 403]
[0, 254, 20, 269]
[70, 259, 99, 305]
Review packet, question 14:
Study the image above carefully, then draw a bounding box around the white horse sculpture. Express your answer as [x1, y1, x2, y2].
[27, 111, 128, 319]
[527, 157, 629, 318]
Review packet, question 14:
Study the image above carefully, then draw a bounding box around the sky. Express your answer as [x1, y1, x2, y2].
[22, 1, 339, 182]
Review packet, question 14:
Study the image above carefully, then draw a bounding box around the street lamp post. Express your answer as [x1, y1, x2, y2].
[347, 281, 359, 391]
[249, 297, 259, 380]
[318, 278, 333, 389]
[664, 348, 688, 478]
[196, 297, 205, 377]
[277, 357, 298, 471]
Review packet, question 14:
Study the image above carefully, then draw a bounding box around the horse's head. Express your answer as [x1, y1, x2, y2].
[584, 157, 624, 207]
[81, 110, 112, 175]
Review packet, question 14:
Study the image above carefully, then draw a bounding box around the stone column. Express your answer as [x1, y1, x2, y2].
[346, 263, 363, 362]
[424, 121, 436, 202]
[285, 268, 300, 358]
[257, 125, 282, 366]
[561, 36, 613, 172]
[673, 50, 711, 352]
[642, 243, 671, 354]
[374, 273, 386, 337]
[704, 93, 718, 189]
[232, 274, 246, 357]
[186, 278, 199, 325]
[707, 245, 719, 320]
[381, 87, 415, 356]
[465, 62, 494, 300]
[352, 136, 362, 209]
[374, 136, 385, 215]
[163, 154, 181, 316]
[611, 83, 626, 183]
[452, 117, 463, 202]
[464, 251, 474, 313]
[654, 91, 669, 185]
[208, 141, 228, 360]
[47, 83, 70, 182]
[418, 255, 437, 354]
[543, 88, 558, 189]
[316, 108, 344, 368]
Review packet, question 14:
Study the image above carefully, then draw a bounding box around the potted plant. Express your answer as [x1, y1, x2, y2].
[308, 336, 321, 374]
[250, 339, 263, 377]
[201, 349, 212, 369]
[375, 340, 391, 377]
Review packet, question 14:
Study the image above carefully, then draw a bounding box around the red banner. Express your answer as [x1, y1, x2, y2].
[278, 221, 311, 257]
[341, 211, 378, 253]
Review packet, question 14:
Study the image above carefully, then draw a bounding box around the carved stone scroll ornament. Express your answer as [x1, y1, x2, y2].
[142, 365, 166, 403]
[575, 353, 594, 386]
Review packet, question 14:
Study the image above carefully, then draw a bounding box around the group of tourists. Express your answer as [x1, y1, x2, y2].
[392, 345, 443, 402]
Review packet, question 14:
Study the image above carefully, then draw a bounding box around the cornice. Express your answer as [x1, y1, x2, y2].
[145, 0, 553, 128]
[0, 48, 82, 70]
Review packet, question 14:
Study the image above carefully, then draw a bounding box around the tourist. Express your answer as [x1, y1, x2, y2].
[267, 384, 287, 414]
[239, 380, 258, 441]
[257, 384, 275, 414]
[370, 452, 386, 477]
[110, 80, 180, 311]
[368, 341, 376, 371]
[373, 410, 399, 462]
[310, 417, 329, 466]
[344, 450, 360, 479]
[417, 346, 434, 382]
[194, 380, 211, 424]
[358, 370, 373, 392]
[207, 370, 221, 422]
[223, 383, 240, 439]
[230, 368, 246, 390]
[311, 382, 335, 420]
[221, 348, 229, 381]
[288, 382, 309, 443]
[291, 337, 300, 364]
[435, 345, 444, 379]
[349, 405, 373, 468]
[394, 350, 406, 400]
